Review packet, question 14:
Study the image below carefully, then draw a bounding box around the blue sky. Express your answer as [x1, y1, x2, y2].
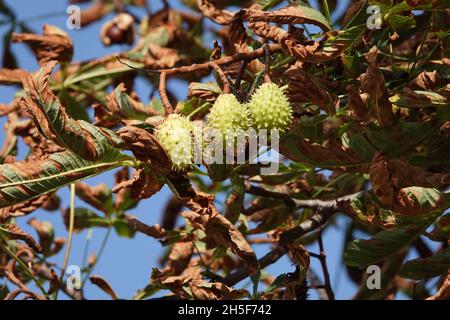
[0, 0, 423, 300]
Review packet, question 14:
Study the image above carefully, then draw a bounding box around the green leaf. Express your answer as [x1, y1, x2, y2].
[67, 208, 111, 231]
[386, 13, 416, 31]
[334, 25, 367, 48]
[259, 0, 284, 10]
[344, 212, 441, 267]
[364, 121, 436, 157]
[0, 151, 129, 209]
[399, 248, 450, 280]
[355, 251, 407, 300]
[113, 218, 136, 238]
[342, 191, 397, 228]
[384, 1, 416, 31]
[58, 89, 90, 121]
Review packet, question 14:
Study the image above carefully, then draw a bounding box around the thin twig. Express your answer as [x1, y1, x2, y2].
[234, 60, 248, 94]
[317, 228, 335, 300]
[81, 227, 112, 287]
[115, 56, 160, 74]
[222, 208, 336, 286]
[246, 184, 361, 211]
[263, 44, 272, 83]
[307, 269, 329, 300]
[159, 72, 173, 115]
[208, 61, 231, 94]
[245, 184, 296, 207]
[116, 44, 282, 76]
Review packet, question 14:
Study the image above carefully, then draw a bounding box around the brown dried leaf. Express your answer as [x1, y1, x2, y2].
[125, 215, 167, 239]
[112, 168, 162, 200]
[189, 278, 248, 300]
[197, 0, 234, 25]
[170, 176, 257, 272]
[346, 84, 369, 122]
[288, 243, 310, 270]
[0, 113, 18, 164]
[113, 167, 130, 211]
[103, 83, 161, 122]
[164, 241, 194, 275]
[13, 119, 64, 161]
[89, 275, 119, 300]
[182, 209, 258, 274]
[280, 135, 366, 170]
[117, 126, 171, 175]
[0, 103, 17, 116]
[75, 182, 111, 213]
[5, 289, 46, 300]
[12, 25, 73, 65]
[79, 2, 110, 27]
[27, 218, 54, 254]
[20, 61, 123, 161]
[369, 151, 448, 214]
[370, 151, 448, 196]
[248, 21, 288, 42]
[145, 44, 180, 69]
[188, 82, 221, 103]
[0, 68, 26, 85]
[248, 5, 331, 31]
[2, 224, 42, 253]
[281, 38, 342, 63]
[426, 271, 450, 300]
[360, 46, 395, 127]
[409, 71, 440, 90]
[0, 193, 52, 224]
[286, 62, 337, 112]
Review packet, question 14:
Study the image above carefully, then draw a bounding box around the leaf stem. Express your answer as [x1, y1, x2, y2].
[81, 227, 112, 287]
[322, 0, 332, 25]
[54, 183, 76, 300]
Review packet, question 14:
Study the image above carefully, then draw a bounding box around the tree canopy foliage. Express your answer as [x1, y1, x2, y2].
[0, 0, 449, 300]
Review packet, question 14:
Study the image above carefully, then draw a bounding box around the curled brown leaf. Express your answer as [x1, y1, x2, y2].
[2, 224, 42, 253]
[117, 126, 171, 175]
[89, 275, 119, 300]
[12, 25, 73, 65]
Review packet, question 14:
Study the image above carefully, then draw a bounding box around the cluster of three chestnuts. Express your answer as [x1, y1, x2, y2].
[155, 83, 293, 170]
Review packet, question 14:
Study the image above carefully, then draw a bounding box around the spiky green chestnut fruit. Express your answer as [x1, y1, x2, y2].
[207, 93, 251, 137]
[248, 83, 292, 131]
[204, 94, 251, 164]
[155, 114, 195, 171]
